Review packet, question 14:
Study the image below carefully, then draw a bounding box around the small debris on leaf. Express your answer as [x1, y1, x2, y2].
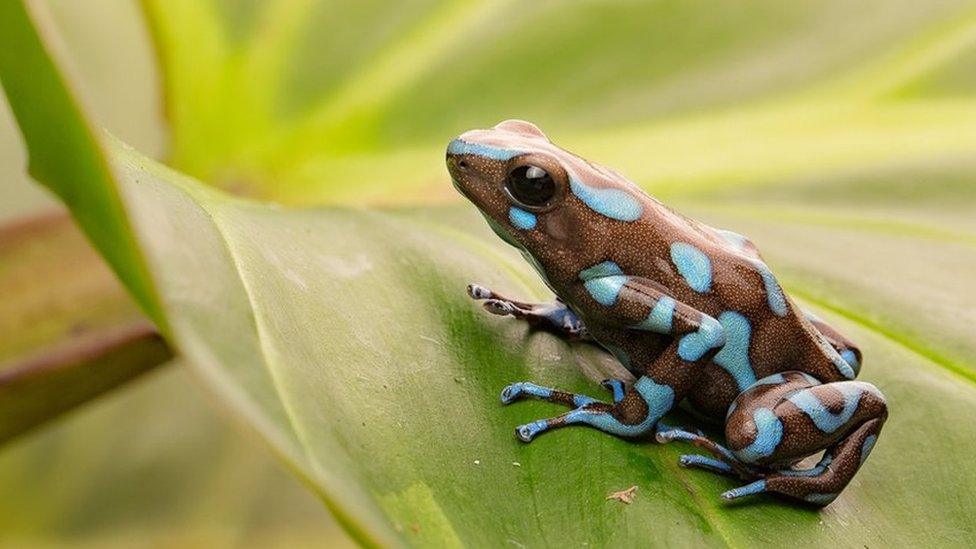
[474, 459, 481, 465]
[606, 485, 638, 504]
[512, 461, 521, 467]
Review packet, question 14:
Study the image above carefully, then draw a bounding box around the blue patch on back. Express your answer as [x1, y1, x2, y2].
[632, 296, 676, 333]
[447, 139, 521, 160]
[579, 261, 627, 306]
[733, 408, 783, 463]
[788, 384, 864, 433]
[670, 242, 712, 293]
[508, 207, 537, 229]
[712, 311, 757, 392]
[569, 175, 643, 221]
[747, 258, 788, 316]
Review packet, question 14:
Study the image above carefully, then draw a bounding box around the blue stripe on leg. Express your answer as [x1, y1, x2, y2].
[500, 381, 597, 407]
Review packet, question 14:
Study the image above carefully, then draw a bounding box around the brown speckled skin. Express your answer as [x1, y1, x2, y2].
[447, 120, 887, 505]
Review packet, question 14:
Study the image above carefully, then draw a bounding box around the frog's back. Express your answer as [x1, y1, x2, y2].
[597, 199, 859, 419]
[671, 222, 861, 418]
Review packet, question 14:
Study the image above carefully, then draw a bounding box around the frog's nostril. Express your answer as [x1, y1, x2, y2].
[457, 159, 469, 170]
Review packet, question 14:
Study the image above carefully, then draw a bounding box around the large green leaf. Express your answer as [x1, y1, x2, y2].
[4, 0, 976, 547]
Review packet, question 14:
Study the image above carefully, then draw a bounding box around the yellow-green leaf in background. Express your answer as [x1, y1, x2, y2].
[141, 0, 976, 205]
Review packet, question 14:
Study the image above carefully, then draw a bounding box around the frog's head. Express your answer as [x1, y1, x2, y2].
[446, 120, 569, 251]
[446, 120, 646, 281]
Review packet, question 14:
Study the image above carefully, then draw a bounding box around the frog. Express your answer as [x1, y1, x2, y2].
[445, 119, 888, 506]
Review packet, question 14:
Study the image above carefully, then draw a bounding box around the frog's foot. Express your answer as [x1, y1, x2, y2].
[656, 427, 759, 479]
[678, 454, 735, 476]
[721, 480, 769, 501]
[467, 284, 589, 340]
[502, 376, 664, 442]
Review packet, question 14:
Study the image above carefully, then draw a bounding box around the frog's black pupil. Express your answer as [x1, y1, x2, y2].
[507, 165, 555, 207]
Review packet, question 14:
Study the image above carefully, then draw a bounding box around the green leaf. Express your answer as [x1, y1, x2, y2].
[5, 0, 976, 546]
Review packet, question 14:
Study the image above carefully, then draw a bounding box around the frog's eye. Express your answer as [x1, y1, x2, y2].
[505, 164, 556, 208]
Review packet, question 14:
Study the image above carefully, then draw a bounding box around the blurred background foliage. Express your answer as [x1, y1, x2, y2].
[1, 0, 975, 546]
[0, 0, 354, 546]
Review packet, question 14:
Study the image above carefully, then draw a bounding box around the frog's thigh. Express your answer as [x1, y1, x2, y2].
[725, 372, 887, 504]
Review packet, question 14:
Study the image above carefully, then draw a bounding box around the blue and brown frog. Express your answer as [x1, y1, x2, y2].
[445, 120, 887, 506]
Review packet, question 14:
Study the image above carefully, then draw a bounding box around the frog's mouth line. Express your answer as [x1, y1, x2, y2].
[450, 170, 524, 251]
[482, 212, 522, 249]
[450, 176, 469, 199]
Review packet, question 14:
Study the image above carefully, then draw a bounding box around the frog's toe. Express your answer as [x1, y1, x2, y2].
[484, 299, 516, 316]
[721, 480, 767, 502]
[515, 420, 549, 442]
[500, 382, 528, 404]
[679, 453, 733, 473]
[467, 283, 492, 300]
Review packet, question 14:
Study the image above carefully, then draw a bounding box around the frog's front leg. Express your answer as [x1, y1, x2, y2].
[467, 284, 589, 340]
[502, 275, 725, 442]
[502, 375, 676, 442]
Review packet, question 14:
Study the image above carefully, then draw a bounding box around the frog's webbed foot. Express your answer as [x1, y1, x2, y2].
[467, 284, 589, 340]
[501, 376, 668, 442]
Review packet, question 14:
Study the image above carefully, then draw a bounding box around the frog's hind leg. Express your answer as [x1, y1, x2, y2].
[467, 284, 589, 340]
[803, 310, 863, 374]
[721, 371, 887, 505]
